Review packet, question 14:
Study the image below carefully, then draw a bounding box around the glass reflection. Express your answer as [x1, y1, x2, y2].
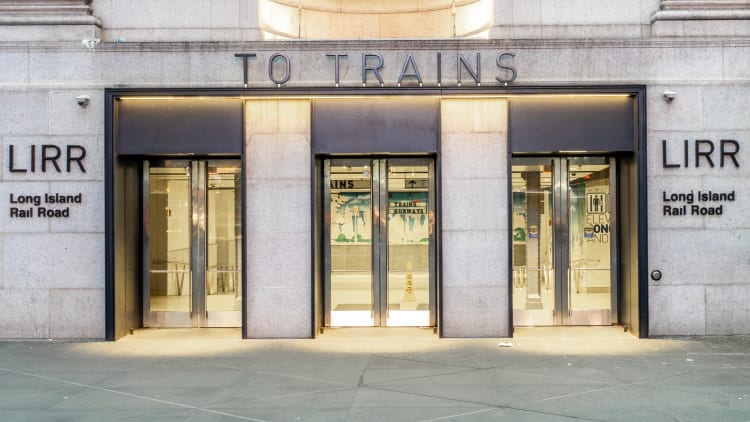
[206, 163, 242, 313]
[511, 163, 555, 324]
[329, 163, 374, 326]
[568, 163, 612, 313]
[512, 158, 614, 326]
[387, 164, 431, 326]
[148, 166, 192, 312]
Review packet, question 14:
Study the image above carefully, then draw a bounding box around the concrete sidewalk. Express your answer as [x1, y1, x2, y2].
[1, 327, 749, 421]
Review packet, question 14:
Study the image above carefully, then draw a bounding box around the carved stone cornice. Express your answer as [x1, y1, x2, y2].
[653, 0, 750, 21]
[0, 0, 101, 26]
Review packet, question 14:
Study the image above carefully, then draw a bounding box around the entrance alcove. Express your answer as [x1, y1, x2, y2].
[258, 0, 492, 39]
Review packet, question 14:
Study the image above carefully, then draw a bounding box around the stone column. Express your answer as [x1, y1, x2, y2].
[245, 99, 312, 338]
[652, 0, 750, 36]
[440, 98, 509, 337]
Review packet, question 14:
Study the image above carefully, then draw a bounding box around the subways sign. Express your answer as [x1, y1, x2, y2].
[660, 139, 740, 217]
[234, 51, 518, 87]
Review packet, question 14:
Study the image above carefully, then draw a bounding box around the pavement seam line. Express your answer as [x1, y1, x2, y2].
[626, 379, 684, 422]
[0, 367, 268, 422]
[532, 370, 692, 403]
[498, 368, 615, 384]
[372, 354, 487, 371]
[248, 385, 354, 403]
[534, 380, 649, 402]
[362, 384, 604, 421]
[250, 368, 355, 386]
[172, 356, 357, 387]
[418, 407, 496, 421]
[344, 355, 372, 421]
[365, 367, 489, 387]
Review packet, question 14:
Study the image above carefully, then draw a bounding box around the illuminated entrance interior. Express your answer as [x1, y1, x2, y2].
[512, 157, 617, 326]
[323, 158, 436, 327]
[259, 0, 493, 39]
[143, 160, 242, 328]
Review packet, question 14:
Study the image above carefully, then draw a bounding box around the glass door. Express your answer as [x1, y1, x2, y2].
[143, 160, 242, 328]
[512, 157, 617, 326]
[323, 158, 436, 327]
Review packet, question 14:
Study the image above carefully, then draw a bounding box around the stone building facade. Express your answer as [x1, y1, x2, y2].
[0, 0, 748, 339]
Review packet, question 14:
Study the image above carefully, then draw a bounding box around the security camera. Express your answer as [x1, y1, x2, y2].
[662, 90, 676, 102]
[76, 95, 90, 107]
